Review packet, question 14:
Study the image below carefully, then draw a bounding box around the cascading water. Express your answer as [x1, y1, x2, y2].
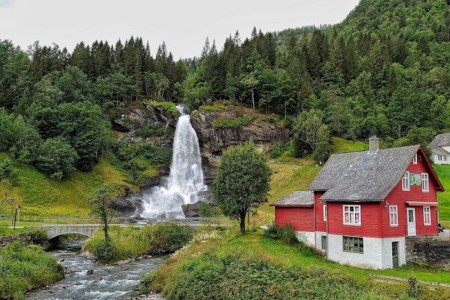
[141, 104, 207, 218]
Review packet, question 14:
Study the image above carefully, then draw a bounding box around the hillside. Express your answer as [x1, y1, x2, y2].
[0, 152, 128, 217]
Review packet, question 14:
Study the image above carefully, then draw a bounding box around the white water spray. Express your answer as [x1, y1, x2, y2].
[141, 105, 207, 218]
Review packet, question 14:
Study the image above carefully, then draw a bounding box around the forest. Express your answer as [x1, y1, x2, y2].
[0, 0, 449, 178]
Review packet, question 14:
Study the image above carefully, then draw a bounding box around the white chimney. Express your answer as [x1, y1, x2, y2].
[369, 136, 379, 154]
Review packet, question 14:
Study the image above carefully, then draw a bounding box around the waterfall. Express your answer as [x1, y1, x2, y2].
[141, 105, 207, 218]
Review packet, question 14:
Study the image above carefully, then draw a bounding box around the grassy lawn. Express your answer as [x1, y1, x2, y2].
[0, 152, 129, 217]
[150, 227, 450, 299]
[434, 164, 450, 221]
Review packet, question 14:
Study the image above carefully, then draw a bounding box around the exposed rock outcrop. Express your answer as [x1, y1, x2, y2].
[182, 201, 220, 218]
[191, 105, 291, 164]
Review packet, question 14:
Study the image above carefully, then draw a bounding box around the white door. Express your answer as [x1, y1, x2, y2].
[407, 208, 416, 236]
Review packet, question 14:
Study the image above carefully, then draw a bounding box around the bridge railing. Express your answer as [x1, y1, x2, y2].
[14, 216, 228, 225]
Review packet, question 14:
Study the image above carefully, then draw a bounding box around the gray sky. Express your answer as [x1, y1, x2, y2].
[0, 0, 360, 59]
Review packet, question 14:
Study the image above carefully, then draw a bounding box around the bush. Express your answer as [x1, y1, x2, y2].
[135, 124, 173, 138]
[90, 239, 119, 263]
[149, 223, 194, 254]
[264, 223, 298, 244]
[35, 138, 78, 179]
[0, 242, 64, 298]
[152, 101, 180, 116]
[29, 228, 48, 245]
[212, 115, 255, 129]
[161, 254, 376, 300]
[84, 223, 193, 263]
[140, 273, 155, 293]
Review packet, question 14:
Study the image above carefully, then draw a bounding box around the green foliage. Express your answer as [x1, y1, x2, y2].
[112, 141, 172, 184]
[269, 142, 290, 158]
[161, 253, 381, 300]
[140, 273, 155, 293]
[149, 222, 194, 254]
[152, 101, 180, 117]
[212, 115, 255, 129]
[28, 228, 48, 245]
[35, 138, 78, 179]
[293, 109, 325, 155]
[213, 142, 271, 233]
[199, 103, 226, 112]
[87, 184, 116, 241]
[84, 223, 193, 263]
[134, 124, 173, 138]
[264, 223, 298, 245]
[0, 242, 64, 299]
[90, 239, 118, 264]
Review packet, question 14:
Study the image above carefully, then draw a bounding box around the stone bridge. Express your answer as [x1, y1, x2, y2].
[42, 224, 104, 240]
[34, 217, 225, 240]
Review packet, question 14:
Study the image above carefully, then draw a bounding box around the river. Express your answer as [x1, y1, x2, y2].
[27, 248, 166, 300]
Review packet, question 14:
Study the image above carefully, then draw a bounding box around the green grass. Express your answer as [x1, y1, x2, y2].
[434, 164, 450, 221]
[332, 137, 367, 153]
[0, 152, 128, 217]
[212, 115, 255, 129]
[0, 242, 64, 299]
[151, 101, 180, 116]
[84, 223, 193, 263]
[148, 228, 450, 299]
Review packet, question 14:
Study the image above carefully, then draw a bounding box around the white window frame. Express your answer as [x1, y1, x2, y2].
[402, 171, 410, 191]
[423, 206, 431, 225]
[421, 173, 429, 192]
[343, 205, 361, 226]
[323, 205, 327, 222]
[413, 153, 417, 164]
[389, 205, 398, 227]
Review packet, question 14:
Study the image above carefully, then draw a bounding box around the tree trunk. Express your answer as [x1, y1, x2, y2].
[240, 211, 246, 234]
[251, 89, 255, 109]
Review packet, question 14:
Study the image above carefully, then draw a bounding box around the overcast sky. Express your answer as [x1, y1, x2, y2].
[0, 0, 360, 59]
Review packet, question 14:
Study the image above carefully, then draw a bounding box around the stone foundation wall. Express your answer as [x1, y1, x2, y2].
[406, 237, 450, 270]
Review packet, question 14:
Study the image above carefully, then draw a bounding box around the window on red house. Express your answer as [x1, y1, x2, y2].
[389, 206, 398, 226]
[423, 206, 431, 225]
[343, 205, 361, 226]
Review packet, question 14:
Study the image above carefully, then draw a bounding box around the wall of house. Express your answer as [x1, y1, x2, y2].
[315, 192, 327, 232]
[274, 207, 314, 232]
[327, 202, 383, 237]
[295, 231, 315, 247]
[327, 234, 406, 269]
[383, 154, 439, 237]
[432, 153, 450, 165]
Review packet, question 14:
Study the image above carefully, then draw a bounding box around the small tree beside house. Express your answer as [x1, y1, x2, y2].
[213, 142, 271, 234]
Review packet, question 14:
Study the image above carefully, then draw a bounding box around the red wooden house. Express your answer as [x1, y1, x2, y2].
[271, 137, 444, 269]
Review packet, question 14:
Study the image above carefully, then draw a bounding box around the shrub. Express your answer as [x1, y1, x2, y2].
[161, 254, 376, 300]
[269, 142, 290, 158]
[140, 273, 154, 293]
[212, 115, 255, 129]
[0, 242, 64, 298]
[84, 223, 193, 263]
[35, 137, 78, 179]
[29, 228, 48, 245]
[149, 223, 194, 254]
[264, 223, 298, 244]
[152, 102, 180, 117]
[135, 124, 173, 138]
[90, 239, 119, 263]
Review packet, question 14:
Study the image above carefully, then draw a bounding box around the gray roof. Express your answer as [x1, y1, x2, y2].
[308, 145, 420, 202]
[271, 191, 314, 207]
[429, 133, 450, 155]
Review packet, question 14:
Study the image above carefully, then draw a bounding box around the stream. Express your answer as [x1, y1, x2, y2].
[27, 248, 166, 300]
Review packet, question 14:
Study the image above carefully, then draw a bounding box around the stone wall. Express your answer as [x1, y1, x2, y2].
[406, 237, 450, 270]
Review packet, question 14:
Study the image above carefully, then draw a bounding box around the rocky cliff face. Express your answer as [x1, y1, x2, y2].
[111, 102, 290, 218]
[190, 105, 291, 164]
